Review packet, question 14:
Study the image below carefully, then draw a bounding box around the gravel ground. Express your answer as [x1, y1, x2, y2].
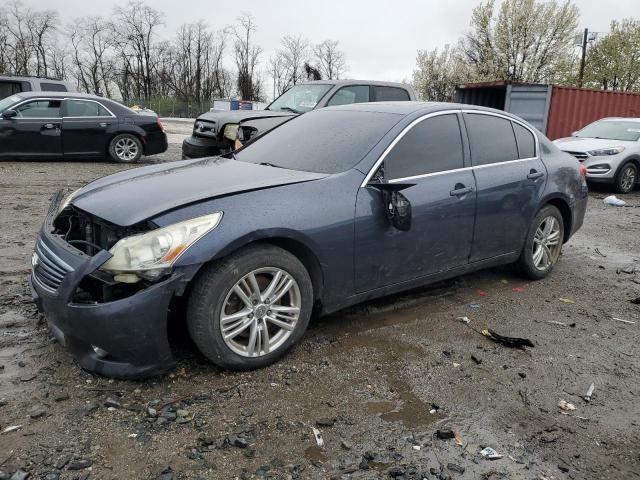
[0, 131, 639, 480]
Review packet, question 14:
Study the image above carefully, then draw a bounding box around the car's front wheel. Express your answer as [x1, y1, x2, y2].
[516, 205, 565, 280]
[109, 134, 143, 163]
[187, 245, 313, 370]
[614, 162, 637, 194]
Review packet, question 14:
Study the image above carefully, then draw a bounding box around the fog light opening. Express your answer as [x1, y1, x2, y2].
[92, 345, 109, 358]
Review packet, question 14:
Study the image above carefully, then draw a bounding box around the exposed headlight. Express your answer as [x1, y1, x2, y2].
[57, 188, 80, 216]
[223, 123, 239, 141]
[100, 212, 222, 275]
[588, 146, 625, 156]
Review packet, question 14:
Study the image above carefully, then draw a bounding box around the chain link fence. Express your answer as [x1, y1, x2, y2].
[126, 97, 212, 118]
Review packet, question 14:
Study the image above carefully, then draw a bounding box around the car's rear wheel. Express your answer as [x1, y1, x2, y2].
[109, 134, 143, 163]
[614, 162, 637, 194]
[516, 205, 564, 280]
[187, 245, 313, 370]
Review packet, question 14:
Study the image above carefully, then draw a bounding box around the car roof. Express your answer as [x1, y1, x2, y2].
[0, 75, 69, 83]
[322, 101, 511, 116]
[14, 91, 104, 100]
[301, 79, 412, 88]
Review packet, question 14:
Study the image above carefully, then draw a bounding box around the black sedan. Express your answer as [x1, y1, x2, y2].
[30, 102, 588, 378]
[0, 92, 167, 163]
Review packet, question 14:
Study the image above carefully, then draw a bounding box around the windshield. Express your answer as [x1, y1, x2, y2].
[235, 109, 401, 174]
[0, 95, 21, 112]
[267, 84, 332, 113]
[577, 120, 640, 141]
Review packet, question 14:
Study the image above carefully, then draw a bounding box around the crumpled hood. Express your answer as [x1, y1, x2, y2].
[71, 157, 326, 226]
[197, 109, 295, 125]
[553, 137, 637, 152]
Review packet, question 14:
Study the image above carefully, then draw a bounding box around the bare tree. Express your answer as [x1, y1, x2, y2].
[111, 0, 165, 103]
[69, 17, 115, 96]
[269, 54, 288, 97]
[312, 39, 347, 79]
[278, 35, 309, 89]
[232, 13, 263, 101]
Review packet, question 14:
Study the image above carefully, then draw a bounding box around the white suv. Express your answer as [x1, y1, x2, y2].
[0, 75, 75, 100]
[554, 117, 640, 193]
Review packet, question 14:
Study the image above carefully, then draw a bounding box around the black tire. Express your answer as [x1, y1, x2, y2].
[515, 205, 565, 280]
[187, 244, 313, 370]
[614, 162, 638, 194]
[108, 134, 143, 163]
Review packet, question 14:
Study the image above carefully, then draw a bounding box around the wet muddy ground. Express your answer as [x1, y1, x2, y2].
[0, 127, 639, 479]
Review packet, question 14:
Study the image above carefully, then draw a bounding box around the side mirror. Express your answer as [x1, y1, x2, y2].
[2, 110, 17, 119]
[571, 131, 578, 136]
[369, 182, 414, 231]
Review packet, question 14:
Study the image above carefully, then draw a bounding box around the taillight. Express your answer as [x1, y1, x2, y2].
[579, 164, 587, 177]
[157, 117, 165, 132]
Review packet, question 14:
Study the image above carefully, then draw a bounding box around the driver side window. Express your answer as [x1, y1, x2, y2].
[384, 114, 465, 180]
[15, 99, 62, 118]
[327, 86, 370, 107]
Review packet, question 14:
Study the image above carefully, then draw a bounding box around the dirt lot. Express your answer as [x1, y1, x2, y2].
[0, 127, 639, 480]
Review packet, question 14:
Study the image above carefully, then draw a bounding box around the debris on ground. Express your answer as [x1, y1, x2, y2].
[457, 316, 471, 324]
[482, 329, 534, 349]
[547, 320, 567, 327]
[558, 400, 576, 411]
[480, 447, 504, 460]
[447, 463, 465, 474]
[594, 248, 607, 257]
[477, 289, 488, 296]
[613, 317, 636, 324]
[468, 303, 481, 309]
[559, 298, 575, 304]
[471, 354, 482, 364]
[436, 429, 455, 440]
[584, 383, 595, 402]
[630, 297, 640, 305]
[603, 195, 627, 206]
[1, 425, 22, 434]
[453, 429, 464, 446]
[311, 427, 324, 447]
[512, 287, 525, 293]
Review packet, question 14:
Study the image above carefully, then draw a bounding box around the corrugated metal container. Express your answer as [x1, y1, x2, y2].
[546, 86, 640, 139]
[454, 81, 640, 140]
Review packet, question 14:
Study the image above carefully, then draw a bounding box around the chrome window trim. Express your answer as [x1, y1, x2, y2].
[62, 98, 116, 118]
[361, 108, 541, 188]
[4, 97, 116, 120]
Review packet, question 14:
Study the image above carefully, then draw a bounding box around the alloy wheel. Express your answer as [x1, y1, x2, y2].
[114, 137, 139, 162]
[532, 216, 562, 271]
[219, 267, 301, 357]
[620, 165, 636, 192]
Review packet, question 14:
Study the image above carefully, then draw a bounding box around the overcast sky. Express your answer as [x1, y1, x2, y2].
[26, 0, 640, 97]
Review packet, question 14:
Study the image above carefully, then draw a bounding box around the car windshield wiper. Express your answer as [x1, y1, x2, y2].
[259, 162, 283, 168]
[278, 106, 301, 114]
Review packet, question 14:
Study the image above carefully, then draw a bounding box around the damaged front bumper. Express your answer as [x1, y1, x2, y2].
[29, 199, 186, 379]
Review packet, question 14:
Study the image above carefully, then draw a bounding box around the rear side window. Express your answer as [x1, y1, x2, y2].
[65, 99, 111, 117]
[0, 81, 23, 99]
[15, 99, 62, 118]
[385, 114, 464, 180]
[513, 122, 536, 158]
[327, 86, 370, 106]
[374, 86, 410, 102]
[465, 114, 518, 166]
[40, 82, 67, 92]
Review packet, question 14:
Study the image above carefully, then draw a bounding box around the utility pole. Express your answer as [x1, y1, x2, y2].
[578, 28, 588, 87]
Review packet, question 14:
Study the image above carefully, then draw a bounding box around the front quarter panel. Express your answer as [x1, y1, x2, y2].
[155, 169, 364, 308]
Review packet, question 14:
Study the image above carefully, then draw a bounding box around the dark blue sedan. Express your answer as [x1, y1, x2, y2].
[30, 102, 588, 378]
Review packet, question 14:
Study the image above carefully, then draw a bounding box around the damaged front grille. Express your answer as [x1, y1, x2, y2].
[194, 119, 217, 139]
[32, 240, 74, 293]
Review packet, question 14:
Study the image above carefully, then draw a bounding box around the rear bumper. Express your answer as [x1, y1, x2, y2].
[569, 194, 588, 238]
[30, 227, 180, 379]
[182, 135, 222, 159]
[144, 132, 168, 156]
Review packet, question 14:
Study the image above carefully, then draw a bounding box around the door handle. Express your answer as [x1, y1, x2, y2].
[527, 170, 544, 180]
[450, 186, 474, 197]
[43, 123, 59, 130]
[99, 122, 110, 127]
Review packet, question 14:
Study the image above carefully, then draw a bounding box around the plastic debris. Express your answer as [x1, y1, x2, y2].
[482, 329, 534, 349]
[603, 195, 626, 206]
[584, 383, 595, 402]
[547, 320, 567, 327]
[559, 298, 575, 304]
[1, 425, 22, 434]
[458, 316, 471, 324]
[512, 287, 525, 293]
[477, 289, 488, 296]
[613, 317, 636, 324]
[480, 447, 504, 460]
[453, 362, 461, 368]
[311, 427, 324, 447]
[128, 433, 138, 438]
[468, 303, 481, 308]
[412, 445, 421, 451]
[436, 429, 455, 440]
[594, 248, 607, 257]
[558, 400, 576, 411]
[453, 429, 464, 446]
[500, 279, 509, 284]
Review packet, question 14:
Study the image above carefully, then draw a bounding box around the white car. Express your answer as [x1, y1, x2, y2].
[554, 118, 640, 193]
